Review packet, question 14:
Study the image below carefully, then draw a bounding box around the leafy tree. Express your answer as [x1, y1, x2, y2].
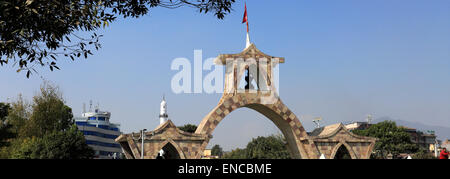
[221, 135, 291, 159]
[0, 0, 235, 77]
[0, 143, 12, 158]
[353, 121, 419, 159]
[9, 136, 41, 159]
[12, 125, 94, 159]
[0, 102, 10, 120]
[4, 95, 29, 134]
[20, 82, 73, 138]
[0, 81, 94, 159]
[211, 144, 223, 157]
[245, 135, 291, 159]
[0, 102, 12, 147]
[178, 124, 197, 133]
[0, 96, 30, 148]
[221, 148, 247, 159]
[412, 148, 436, 159]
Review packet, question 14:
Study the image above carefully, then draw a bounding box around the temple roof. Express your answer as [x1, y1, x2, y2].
[309, 123, 343, 137]
[151, 120, 206, 138]
[308, 123, 378, 142]
[214, 43, 285, 65]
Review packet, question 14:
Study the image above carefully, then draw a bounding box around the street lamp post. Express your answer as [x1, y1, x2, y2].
[141, 129, 147, 159]
[435, 138, 439, 158]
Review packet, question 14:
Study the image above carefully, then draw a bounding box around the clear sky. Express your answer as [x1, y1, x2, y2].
[1, 0, 449, 151]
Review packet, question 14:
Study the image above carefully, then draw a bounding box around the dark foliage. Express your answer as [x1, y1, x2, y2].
[211, 144, 223, 157]
[222, 135, 291, 159]
[353, 121, 419, 158]
[0, 0, 235, 77]
[178, 124, 197, 133]
[0, 102, 13, 147]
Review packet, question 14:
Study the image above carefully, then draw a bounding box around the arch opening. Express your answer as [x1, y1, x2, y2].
[158, 142, 181, 159]
[199, 102, 306, 159]
[245, 104, 302, 159]
[334, 145, 352, 159]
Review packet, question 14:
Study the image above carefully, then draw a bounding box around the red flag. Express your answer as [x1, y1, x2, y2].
[242, 3, 249, 32]
[242, 3, 248, 23]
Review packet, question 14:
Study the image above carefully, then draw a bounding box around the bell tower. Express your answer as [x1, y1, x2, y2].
[215, 43, 284, 98]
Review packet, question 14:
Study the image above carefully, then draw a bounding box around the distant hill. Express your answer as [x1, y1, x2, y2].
[374, 116, 450, 141]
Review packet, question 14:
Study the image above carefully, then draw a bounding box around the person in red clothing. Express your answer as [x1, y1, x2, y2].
[440, 148, 449, 159]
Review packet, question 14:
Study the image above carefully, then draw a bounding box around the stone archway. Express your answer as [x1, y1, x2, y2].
[115, 43, 377, 159]
[330, 142, 357, 159]
[310, 123, 377, 159]
[193, 44, 320, 159]
[194, 92, 319, 159]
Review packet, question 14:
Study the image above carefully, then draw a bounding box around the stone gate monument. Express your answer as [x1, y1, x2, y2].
[116, 43, 377, 159]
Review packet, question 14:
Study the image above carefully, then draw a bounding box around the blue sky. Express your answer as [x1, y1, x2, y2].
[1, 0, 449, 150]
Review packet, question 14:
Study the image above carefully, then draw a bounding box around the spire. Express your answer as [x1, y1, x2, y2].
[159, 95, 168, 125]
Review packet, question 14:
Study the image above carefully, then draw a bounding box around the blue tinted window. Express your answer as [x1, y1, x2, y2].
[98, 117, 106, 121]
[88, 117, 96, 120]
[98, 125, 109, 129]
[75, 122, 96, 127]
[75, 122, 119, 132]
[75, 122, 87, 126]
[81, 130, 118, 139]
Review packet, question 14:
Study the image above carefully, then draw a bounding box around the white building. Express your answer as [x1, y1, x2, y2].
[75, 105, 122, 159]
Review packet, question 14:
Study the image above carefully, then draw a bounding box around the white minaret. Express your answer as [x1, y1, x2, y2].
[159, 96, 168, 124]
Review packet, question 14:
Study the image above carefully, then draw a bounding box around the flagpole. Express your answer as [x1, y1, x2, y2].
[246, 31, 251, 48]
